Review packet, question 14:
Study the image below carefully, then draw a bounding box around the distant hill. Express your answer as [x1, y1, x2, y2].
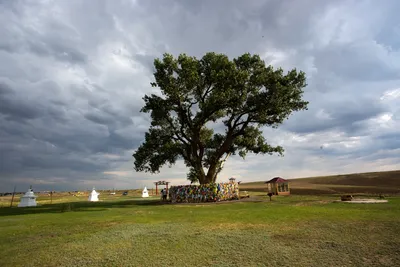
[240, 170, 400, 195]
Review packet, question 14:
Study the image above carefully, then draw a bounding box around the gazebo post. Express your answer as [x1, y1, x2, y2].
[154, 181, 170, 196]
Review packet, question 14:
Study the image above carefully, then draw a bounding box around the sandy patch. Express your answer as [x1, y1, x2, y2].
[333, 199, 388, 204]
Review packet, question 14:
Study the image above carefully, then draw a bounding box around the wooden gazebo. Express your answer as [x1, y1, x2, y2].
[265, 177, 290, 195]
[154, 181, 170, 195]
[229, 177, 236, 183]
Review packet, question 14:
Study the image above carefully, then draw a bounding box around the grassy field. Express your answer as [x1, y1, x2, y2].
[0, 192, 399, 267]
[240, 170, 400, 195]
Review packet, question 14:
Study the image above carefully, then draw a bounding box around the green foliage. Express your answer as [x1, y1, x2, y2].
[187, 167, 200, 184]
[133, 52, 309, 183]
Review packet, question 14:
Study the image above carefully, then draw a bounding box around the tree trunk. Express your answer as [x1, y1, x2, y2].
[213, 152, 231, 181]
[203, 137, 234, 184]
[191, 129, 207, 184]
[198, 129, 234, 184]
[204, 163, 218, 184]
[197, 170, 206, 184]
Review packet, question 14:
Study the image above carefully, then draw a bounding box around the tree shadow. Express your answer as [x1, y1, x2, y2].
[0, 198, 165, 217]
[0, 197, 271, 217]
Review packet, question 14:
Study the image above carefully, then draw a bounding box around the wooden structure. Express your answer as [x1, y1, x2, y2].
[229, 177, 236, 183]
[265, 177, 290, 195]
[154, 181, 170, 195]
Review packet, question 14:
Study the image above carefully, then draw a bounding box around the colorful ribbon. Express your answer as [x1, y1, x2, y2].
[169, 183, 239, 203]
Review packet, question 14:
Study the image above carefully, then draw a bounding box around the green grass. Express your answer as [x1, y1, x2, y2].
[1, 194, 399, 267]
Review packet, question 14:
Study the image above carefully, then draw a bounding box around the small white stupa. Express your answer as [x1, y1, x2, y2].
[18, 186, 37, 207]
[142, 187, 149, 198]
[88, 188, 100, 202]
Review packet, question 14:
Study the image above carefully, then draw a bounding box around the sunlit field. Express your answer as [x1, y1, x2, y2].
[1, 188, 399, 267]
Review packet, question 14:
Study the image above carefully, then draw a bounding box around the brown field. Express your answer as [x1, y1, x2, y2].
[0, 189, 154, 208]
[240, 169, 400, 195]
[1, 170, 399, 208]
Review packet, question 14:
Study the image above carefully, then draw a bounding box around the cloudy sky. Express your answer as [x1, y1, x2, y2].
[1, 0, 399, 192]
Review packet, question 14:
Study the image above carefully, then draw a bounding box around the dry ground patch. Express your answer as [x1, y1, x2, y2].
[241, 170, 400, 195]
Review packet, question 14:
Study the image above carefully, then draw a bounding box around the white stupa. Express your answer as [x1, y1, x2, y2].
[142, 187, 149, 198]
[88, 188, 100, 202]
[18, 186, 37, 207]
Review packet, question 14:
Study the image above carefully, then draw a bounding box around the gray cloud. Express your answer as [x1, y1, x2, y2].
[282, 94, 387, 134]
[0, 0, 399, 192]
[314, 42, 400, 82]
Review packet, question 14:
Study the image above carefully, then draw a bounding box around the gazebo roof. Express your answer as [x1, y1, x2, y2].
[265, 177, 288, 183]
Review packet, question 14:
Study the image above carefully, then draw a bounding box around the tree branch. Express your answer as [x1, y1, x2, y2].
[198, 141, 205, 159]
[164, 116, 190, 145]
[182, 102, 194, 126]
[233, 115, 254, 137]
[201, 84, 213, 103]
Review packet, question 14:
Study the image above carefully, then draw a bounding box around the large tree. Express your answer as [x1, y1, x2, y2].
[133, 52, 308, 184]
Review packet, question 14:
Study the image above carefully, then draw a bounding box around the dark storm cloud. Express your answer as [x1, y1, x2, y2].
[0, 83, 67, 122]
[314, 43, 400, 82]
[0, 94, 42, 120]
[329, 134, 400, 161]
[0, 72, 146, 191]
[0, 0, 399, 191]
[0, 80, 14, 95]
[0, 110, 144, 192]
[84, 111, 114, 126]
[0, 11, 87, 65]
[84, 107, 133, 127]
[375, 132, 400, 151]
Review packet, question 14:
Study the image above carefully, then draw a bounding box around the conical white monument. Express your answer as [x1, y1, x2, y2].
[142, 187, 149, 198]
[88, 188, 100, 202]
[18, 186, 37, 207]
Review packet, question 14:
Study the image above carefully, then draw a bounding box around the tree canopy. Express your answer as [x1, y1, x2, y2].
[133, 52, 308, 184]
